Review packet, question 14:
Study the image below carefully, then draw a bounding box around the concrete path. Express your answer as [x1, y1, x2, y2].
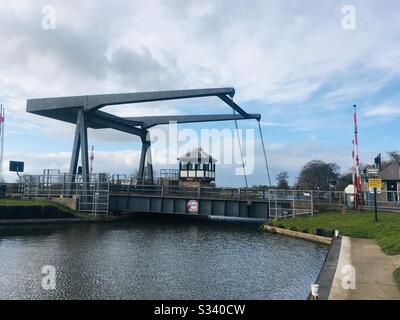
[329, 236, 400, 300]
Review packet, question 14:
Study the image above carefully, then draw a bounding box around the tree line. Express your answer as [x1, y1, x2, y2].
[269, 151, 400, 191]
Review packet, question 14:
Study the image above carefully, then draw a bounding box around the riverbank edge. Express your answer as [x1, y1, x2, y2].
[262, 225, 333, 245]
[309, 237, 342, 300]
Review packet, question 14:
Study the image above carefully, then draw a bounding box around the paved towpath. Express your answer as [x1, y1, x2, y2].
[329, 236, 400, 300]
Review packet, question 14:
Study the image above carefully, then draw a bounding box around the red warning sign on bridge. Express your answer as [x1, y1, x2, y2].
[187, 200, 199, 213]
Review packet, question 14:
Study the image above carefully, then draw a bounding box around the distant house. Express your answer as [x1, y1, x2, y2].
[377, 162, 400, 202]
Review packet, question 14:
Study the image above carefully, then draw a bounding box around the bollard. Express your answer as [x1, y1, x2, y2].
[310, 284, 319, 300]
[334, 230, 340, 238]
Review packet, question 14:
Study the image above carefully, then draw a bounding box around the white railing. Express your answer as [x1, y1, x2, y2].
[267, 190, 314, 220]
[22, 174, 110, 215]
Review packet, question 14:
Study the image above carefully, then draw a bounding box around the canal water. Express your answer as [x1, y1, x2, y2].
[0, 218, 327, 300]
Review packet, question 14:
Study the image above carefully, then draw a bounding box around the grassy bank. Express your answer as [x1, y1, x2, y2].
[0, 198, 88, 218]
[394, 268, 400, 290]
[270, 211, 400, 255]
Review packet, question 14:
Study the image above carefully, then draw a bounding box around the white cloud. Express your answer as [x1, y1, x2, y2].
[0, 0, 399, 184]
[2, 150, 142, 182]
[365, 104, 400, 117]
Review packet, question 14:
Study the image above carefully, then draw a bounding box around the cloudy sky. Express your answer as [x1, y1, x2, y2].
[0, 0, 399, 186]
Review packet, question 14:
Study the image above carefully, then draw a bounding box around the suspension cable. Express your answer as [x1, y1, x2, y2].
[257, 120, 272, 187]
[230, 97, 249, 189]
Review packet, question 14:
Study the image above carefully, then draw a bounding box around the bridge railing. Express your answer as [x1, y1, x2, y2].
[266, 190, 314, 219]
[22, 174, 110, 215]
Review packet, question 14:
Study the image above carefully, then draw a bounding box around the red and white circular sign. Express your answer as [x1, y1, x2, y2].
[187, 200, 199, 213]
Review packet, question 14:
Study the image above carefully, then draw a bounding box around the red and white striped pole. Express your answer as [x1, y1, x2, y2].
[352, 138, 356, 210]
[353, 105, 362, 210]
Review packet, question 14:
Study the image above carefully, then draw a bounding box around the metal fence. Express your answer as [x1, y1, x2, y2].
[363, 191, 400, 211]
[19, 173, 400, 216]
[266, 190, 314, 220]
[22, 174, 110, 215]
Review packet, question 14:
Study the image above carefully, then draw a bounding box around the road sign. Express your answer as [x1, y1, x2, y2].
[187, 200, 199, 213]
[367, 168, 379, 176]
[368, 178, 383, 189]
[9, 161, 24, 173]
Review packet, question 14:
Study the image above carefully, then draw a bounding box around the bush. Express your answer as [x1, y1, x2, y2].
[394, 268, 400, 290]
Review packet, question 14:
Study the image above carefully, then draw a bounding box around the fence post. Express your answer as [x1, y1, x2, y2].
[36, 178, 39, 199]
[268, 192, 271, 219]
[311, 191, 314, 216]
[293, 190, 296, 218]
[48, 180, 51, 199]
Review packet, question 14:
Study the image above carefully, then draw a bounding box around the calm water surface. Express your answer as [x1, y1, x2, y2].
[0, 219, 327, 300]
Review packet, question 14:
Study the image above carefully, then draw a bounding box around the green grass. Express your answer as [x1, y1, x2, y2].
[270, 211, 400, 255]
[394, 268, 400, 290]
[0, 199, 46, 206]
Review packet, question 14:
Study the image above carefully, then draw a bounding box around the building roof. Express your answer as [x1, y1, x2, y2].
[178, 148, 217, 164]
[378, 162, 400, 181]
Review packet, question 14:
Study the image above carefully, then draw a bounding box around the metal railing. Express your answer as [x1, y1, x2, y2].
[22, 174, 110, 215]
[20, 173, 400, 216]
[267, 190, 314, 220]
[160, 169, 179, 179]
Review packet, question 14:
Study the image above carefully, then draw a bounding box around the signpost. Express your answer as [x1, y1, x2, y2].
[9, 161, 24, 194]
[368, 178, 382, 222]
[9, 161, 24, 173]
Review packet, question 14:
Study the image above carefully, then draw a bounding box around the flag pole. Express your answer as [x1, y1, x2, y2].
[353, 105, 362, 210]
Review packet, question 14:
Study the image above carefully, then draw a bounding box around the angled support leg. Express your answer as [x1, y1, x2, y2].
[138, 131, 153, 181]
[79, 111, 90, 206]
[67, 111, 82, 196]
[146, 135, 154, 181]
[79, 111, 89, 178]
[139, 140, 149, 180]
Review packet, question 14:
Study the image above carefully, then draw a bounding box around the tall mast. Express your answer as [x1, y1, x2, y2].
[352, 138, 356, 209]
[353, 105, 362, 209]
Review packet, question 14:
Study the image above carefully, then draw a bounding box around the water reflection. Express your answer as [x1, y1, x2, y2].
[0, 219, 327, 300]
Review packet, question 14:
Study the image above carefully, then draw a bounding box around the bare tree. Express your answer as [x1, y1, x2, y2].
[297, 160, 340, 190]
[337, 172, 353, 191]
[388, 151, 400, 165]
[276, 171, 290, 190]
